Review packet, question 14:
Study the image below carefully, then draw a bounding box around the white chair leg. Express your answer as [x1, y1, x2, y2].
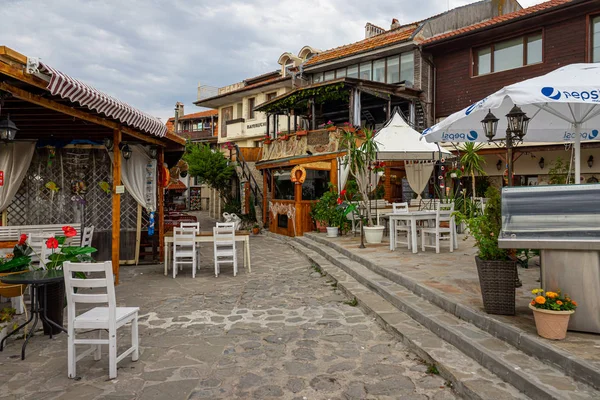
[214, 257, 219, 278]
[94, 329, 102, 361]
[109, 332, 117, 379]
[132, 316, 139, 362]
[192, 253, 196, 279]
[435, 234, 440, 254]
[421, 232, 426, 251]
[68, 327, 76, 378]
[173, 260, 177, 278]
[233, 249, 238, 277]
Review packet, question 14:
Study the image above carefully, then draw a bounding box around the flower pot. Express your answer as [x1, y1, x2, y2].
[0, 271, 28, 298]
[326, 126, 336, 132]
[363, 225, 385, 244]
[450, 173, 457, 178]
[475, 257, 516, 315]
[315, 221, 327, 233]
[38, 280, 65, 335]
[252, 227, 260, 235]
[296, 130, 308, 138]
[326, 227, 339, 238]
[529, 304, 574, 340]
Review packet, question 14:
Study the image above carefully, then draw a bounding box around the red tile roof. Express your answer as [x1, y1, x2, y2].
[422, 0, 576, 45]
[305, 25, 418, 67]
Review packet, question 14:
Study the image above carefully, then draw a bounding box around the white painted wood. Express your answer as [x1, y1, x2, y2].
[213, 222, 237, 277]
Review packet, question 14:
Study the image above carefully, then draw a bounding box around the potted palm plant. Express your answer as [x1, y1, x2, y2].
[460, 142, 486, 198]
[459, 186, 517, 315]
[340, 127, 385, 244]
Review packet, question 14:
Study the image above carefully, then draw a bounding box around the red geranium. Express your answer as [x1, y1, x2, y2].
[62, 226, 77, 238]
[337, 197, 343, 205]
[46, 237, 59, 249]
[340, 189, 347, 197]
[18, 234, 28, 246]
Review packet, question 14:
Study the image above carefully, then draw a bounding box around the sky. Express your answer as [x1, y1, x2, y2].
[0, 0, 547, 122]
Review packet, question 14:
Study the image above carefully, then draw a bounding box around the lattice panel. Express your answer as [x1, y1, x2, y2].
[7, 147, 139, 231]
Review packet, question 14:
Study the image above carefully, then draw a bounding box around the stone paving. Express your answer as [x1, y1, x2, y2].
[0, 226, 458, 399]
[314, 232, 600, 373]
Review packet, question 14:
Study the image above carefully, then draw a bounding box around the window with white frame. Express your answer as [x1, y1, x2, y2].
[474, 32, 543, 76]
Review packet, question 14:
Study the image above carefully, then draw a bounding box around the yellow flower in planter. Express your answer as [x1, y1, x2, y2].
[546, 292, 558, 299]
[535, 296, 546, 305]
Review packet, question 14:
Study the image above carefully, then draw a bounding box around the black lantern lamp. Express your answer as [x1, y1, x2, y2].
[588, 155, 594, 168]
[519, 115, 531, 141]
[538, 157, 545, 169]
[481, 109, 499, 141]
[119, 143, 132, 160]
[496, 160, 502, 171]
[506, 105, 527, 137]
[0, 115, 19, 141]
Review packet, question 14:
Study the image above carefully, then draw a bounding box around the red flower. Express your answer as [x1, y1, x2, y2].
[18, 234, 28, 246]
[340, 189, 347, 197]
[62, 226, 77, 238]
[46, 237, 59, 249]
[337, 197, 343, 205]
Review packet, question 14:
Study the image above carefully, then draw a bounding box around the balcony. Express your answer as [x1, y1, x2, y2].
[224, 118, 245, 139]
[261, 128, 340, 161]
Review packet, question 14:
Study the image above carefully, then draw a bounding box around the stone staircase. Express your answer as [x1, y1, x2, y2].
[288, 233, 600, 400]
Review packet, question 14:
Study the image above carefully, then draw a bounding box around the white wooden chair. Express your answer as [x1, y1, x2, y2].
[81, 226, 95, 247]
[28, 232, 55, 268]
[173, 227, 197, 278]
[63, 261, 139, 380]
[180, 222, 201, 264]
[213, 222, 237, 277]
[420, 203, 455, 254]
[391, 202, 412, 249]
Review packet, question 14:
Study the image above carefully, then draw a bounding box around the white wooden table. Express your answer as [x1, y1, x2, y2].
[163, 232, 251, 276]
[387, 211, 436, 253]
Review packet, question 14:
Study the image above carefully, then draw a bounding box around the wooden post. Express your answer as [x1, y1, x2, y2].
[263, 171, 268, 226]
[386, 98, 392, 120]
[135, 203, 142, 266]
[349, 90, 354, 125]
[158, 147, 165, 262]
[1, 210, 6, 226]
[311, 99, 316, 130]
[331, 158, 339, 191]
[266, 114, 270, 138]
[294, 114, 298, 132]
[287, 113, 291, 134]
[111, 129, 122, 284]
[294, 182, 302, 237]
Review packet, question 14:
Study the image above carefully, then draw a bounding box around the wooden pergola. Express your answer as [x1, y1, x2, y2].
[0, 46, 185, 283]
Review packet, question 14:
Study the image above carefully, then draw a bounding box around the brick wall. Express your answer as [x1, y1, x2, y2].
[431, 11, 590, 119]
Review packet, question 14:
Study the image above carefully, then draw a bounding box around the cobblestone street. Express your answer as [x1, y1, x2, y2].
[0, 235, 457, 400]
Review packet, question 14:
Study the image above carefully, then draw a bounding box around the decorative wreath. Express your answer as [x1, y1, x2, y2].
[290, 165, 307, 184]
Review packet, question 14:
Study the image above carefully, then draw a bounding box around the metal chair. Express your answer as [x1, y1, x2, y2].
[173, 228, 197, 278]
[81, 226, 95, 247]
[420, 203, 455, 253]
[213, 222, 237, 277]
[63, 261, 139, 380]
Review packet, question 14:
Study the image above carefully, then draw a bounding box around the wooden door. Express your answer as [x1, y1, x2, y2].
[221, 106, 233, 138]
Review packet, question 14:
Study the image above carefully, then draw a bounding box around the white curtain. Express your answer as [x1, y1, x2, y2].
[405, 161, 434, 200]
[109, 145, 157, 211]
[337, 156, 350, 194]
[0, 141, 36, 212]
[353, 90, 361, 126]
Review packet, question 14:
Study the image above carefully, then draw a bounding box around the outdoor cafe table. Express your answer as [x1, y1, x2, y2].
[0, 270, 66, 360]
[386, 211, 437, 253]
[163, 230, 251, 276]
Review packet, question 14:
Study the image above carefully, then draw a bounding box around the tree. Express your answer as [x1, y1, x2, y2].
[460, 142, 486, 198]
[183, 143, 236, 203]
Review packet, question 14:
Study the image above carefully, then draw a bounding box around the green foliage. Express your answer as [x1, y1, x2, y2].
[0, 308, 16, 323]
[458, 186, 508, 261]
[46, 246, 97, 271]
[475, 176, 491, 197]
[258, 83, 349, 114]
[530, 289, 577, 312]
[548, 157, 572, 185]
[222, 199, 241, 215]
[0, 256, 30, 273]
[344, 297, 358, 307]
[427, 365, 440, 375]
[460, 142, 486, 197]
[183, 143, 236, 201]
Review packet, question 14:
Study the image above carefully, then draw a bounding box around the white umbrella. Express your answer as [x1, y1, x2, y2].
[375, 111, 452, 160]
[421, 63, 600, 183]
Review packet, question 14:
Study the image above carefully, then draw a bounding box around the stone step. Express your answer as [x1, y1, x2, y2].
[288, 239, 528, 400]
[294, 236, 600, 400]
[303, 232, 600, 392]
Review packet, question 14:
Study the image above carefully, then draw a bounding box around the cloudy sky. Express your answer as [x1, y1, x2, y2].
[0, 0, 546, 122]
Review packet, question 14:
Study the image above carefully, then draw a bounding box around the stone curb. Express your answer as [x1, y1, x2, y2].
[288, 239, 528, 400]
[303, 232, 600, 392]
[296, 236, 599, 400]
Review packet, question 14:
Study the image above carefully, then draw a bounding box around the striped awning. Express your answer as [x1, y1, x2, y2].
[38, 62, 167, 138]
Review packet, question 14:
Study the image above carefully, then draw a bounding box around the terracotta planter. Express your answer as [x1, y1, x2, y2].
[0, 271, 28, 298]
[363, 226, 385, 244]
[529, 304, 574, 340]
[326, 126, 336, 132]
[264, 139, 272, 145]
[315, 221, 327, 233]
[296, 130, 308, 138]
[252, 227, 260, 235]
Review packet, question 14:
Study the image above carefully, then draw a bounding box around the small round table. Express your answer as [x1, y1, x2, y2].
[0, 270, 66, 360]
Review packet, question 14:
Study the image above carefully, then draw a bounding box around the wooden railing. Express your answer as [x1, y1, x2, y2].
[232, 147, 262, 162]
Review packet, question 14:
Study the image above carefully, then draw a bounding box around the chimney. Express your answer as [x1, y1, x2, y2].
[174, 102, 184, 133]
[365, 22, 385, 39]
[391, 18, 400, 30]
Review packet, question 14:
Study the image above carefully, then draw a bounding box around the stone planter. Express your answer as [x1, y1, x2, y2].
[529, 304, 574, 340]
[475, 257, 516, 315]
[326, 227, 339, 238]
[363, 226, 385, 244]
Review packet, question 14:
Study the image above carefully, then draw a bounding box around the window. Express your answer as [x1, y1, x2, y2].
[324, 70, 335, 81]
[347, 64, 359, 78]
[359, 62, 372, 80]
[335, 68, 346, 78]
[313, 73, 323, 83]
[236, 103, 243, 119]
[474, 32, 542, 76]
[247, 97, 256, 120]
[373, 59, 385, 83]
[302, 170, 331, 200]
[266, 92, 277, 101]
[592, 16, 600, 62]
[400, 52, 414, 84]
[221, 106, 233, 138]
[274, 170, 294, 200]
[387, 56, 400, 83]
